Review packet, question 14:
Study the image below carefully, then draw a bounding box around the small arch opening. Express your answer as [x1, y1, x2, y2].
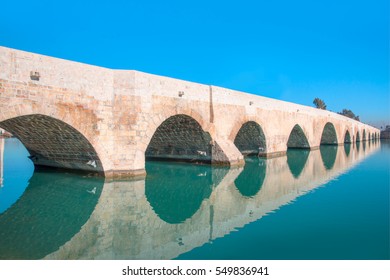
[287, 124, 310, 149]
[356, 131, 361, 142]
[145, 114, 213, 163]
[320, 122, 338, 145]
[344, 130, 352, 143]
[234, 121, 266, 156]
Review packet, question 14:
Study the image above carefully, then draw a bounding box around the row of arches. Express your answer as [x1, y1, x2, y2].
[232, 120, 377, 155]
[0, 113, 380, 174]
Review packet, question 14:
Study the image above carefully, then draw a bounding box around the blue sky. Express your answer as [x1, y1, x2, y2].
[1, 0, 389, 127]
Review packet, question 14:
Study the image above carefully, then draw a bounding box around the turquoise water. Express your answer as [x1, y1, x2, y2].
[0, 137, 388, 259]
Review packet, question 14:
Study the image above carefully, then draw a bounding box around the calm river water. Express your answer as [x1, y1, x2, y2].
[0, 137, 389, 260]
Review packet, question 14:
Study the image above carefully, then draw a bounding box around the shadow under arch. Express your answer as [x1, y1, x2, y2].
[145, 114, 214, 163]
[320, 145, 338, 170]
[287, 149, 310, 178]
[344, 130, 352, 143]
[145, 161, 228, 224]
[0, 171, 103, 259]
[356, 131, 361, 142]
[363, 130, 367, 141]
[0, 114, 103, 173]
[234, 157, 266, 197]
[286, 124, 310, 178]
[320, 122, 338, 145]
[233, 121, 267, 156]
[287, 124, 310, 149]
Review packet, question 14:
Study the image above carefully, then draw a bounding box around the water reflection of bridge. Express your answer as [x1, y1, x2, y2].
[39, 139, 380, 260]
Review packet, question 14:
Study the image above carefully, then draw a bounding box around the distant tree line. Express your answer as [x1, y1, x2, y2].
[337, 109, 360, 121]
[312, 98, 360, 122]
[313, 98, 326, 110]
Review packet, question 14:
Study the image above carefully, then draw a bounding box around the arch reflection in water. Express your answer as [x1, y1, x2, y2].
[344, 144, 351, 157]
[145, 161, 228, 224]
[0, 170, 103, 259]
[286, 149, 309, 178]
[320, 145, 338, 170]
[234, 157, 266, 197]
[40, 141, 382, 260]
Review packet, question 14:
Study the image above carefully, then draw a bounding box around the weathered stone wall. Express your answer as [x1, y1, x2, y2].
[145, 114, 213, 162]
[0, 46, 381, 177]
[0, 47, 115, 175]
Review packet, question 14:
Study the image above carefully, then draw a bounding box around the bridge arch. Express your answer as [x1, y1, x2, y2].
[320, 122, 338, 145]
[363, 129, 367, 141]
[344, 130, 352, 143]
[356, 131, 361, 142]
[286, 124, 310, 149]
[233, 121, 267, 156]
[145, 114, 215, 163]
[0, 114, 104, 173]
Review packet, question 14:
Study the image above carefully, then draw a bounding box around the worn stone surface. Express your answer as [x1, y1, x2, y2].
[287, 124, 310, 148]
[145, 114, 212, 162]
[320, 122, 338, 145]
[0, 114, 102, 172]
[234, 121, 266, 155]
[0, 46, 381, 177]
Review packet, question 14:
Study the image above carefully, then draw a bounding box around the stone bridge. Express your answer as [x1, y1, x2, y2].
[0, 46, 380, 178]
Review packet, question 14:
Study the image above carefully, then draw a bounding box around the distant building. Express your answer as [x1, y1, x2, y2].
[380, 125, 390, 139]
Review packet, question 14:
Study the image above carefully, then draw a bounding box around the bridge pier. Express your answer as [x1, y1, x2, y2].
[211, 139, 245, 167]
